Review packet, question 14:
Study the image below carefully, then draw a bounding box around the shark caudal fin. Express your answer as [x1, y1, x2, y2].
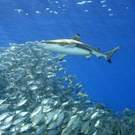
[105, 46, 120, 63]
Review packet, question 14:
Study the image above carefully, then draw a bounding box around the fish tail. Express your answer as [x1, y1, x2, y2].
[105, 46, 120, 63]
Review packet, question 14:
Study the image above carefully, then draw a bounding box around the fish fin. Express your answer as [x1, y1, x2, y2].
[58, 54, 67, 60]
[72, 33, 81, 41]
[105, 46, 120, 63]
[86, 53, 92, 59]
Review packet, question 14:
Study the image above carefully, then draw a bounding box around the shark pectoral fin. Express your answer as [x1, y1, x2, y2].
[57, 54, 67, 61]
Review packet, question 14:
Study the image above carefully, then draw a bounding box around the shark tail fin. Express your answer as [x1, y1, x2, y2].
[105, 46, 120, 63]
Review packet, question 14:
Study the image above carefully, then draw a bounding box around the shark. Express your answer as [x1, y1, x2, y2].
[39, 34, 120, 63]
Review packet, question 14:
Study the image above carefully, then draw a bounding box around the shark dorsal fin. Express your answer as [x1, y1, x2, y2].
[72, 33, 81, 41]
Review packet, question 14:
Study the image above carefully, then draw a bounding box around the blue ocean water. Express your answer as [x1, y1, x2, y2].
[0, 0, 134, 111]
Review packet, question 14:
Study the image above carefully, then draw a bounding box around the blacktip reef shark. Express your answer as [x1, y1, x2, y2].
[39, 34, 120, 63]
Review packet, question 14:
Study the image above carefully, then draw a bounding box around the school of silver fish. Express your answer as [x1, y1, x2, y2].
[0, 41, 134, 135]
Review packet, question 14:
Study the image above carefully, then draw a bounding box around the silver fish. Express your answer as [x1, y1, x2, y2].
[0, 112, 10, 121]
[0, 41, 131, 135]
[17, 99, 27, 107]
[19, 123, 31, 133]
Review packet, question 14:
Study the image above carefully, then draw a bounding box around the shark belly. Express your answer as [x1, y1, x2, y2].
[41, 43, 90, 56]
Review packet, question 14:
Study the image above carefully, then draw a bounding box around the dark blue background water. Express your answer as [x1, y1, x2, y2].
[0, 0, 134, 111]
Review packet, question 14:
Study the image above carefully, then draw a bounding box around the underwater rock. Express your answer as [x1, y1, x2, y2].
[0, 42, 134, 135]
